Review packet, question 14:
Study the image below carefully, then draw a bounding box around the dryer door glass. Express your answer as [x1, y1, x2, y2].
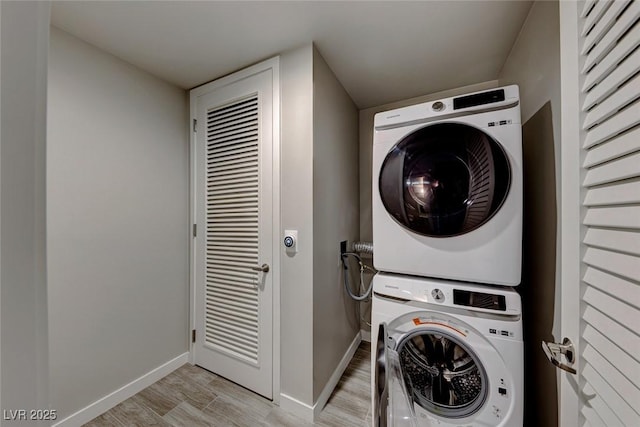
[397, 329, 488, 418]
[379, 123, 511, 237]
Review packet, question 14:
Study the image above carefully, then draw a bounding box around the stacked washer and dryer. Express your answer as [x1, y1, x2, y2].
[370, 86, 524, 426]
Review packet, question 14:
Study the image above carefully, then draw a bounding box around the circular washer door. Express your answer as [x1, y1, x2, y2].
[396, 328, 488, 419]
[379, 122, 511, 237]
[375, 324, 388, 427]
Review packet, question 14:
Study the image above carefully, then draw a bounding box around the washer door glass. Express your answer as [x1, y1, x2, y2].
[379, 123, 511, 237]
[397, 329, 488, 418]
[375, 324, 389, 427]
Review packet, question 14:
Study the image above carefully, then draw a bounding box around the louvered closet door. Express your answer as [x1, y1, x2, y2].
[193, 66, 274, 399]
[560, 1, 639, 426]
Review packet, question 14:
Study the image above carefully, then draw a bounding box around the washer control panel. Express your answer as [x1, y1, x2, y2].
[431, 288, 445, 302]
[372, 273, 522, 318]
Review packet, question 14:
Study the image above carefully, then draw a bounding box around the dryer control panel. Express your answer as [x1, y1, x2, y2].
[374, 85, 520, 130]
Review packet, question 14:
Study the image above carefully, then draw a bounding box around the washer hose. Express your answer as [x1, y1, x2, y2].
[352, 241, 374, 254]
[341, 250, 376, 301]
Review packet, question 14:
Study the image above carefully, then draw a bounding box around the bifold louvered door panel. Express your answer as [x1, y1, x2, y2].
[192, 62, 276, 399]
[561, 1, 640, 426]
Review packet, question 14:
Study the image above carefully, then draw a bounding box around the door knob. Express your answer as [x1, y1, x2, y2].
[542, 338, 576, 374]
[250, 263, 270, 273]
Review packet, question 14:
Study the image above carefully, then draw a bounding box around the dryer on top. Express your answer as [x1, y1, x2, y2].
[372, 86, 523, 286]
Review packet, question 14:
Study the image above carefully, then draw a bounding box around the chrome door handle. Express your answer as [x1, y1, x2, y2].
[250, 263, 270, 273]
[542, 338, 576, 374]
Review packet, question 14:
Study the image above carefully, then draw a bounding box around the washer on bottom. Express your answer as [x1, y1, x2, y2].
[371, 273, 523, 427]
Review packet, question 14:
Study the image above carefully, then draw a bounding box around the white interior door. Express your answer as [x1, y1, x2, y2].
[559, 1, 640, 425]
[192, 60, 278, 399]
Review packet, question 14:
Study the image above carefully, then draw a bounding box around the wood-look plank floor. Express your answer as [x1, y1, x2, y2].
[84, 342, 372, 427]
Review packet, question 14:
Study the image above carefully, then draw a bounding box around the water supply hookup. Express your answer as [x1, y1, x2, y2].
[340, 241, 376, 301]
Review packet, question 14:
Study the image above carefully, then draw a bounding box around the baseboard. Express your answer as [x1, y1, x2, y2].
[279, 393, 315, 422]
[360, 328, 371, 343]
[278, 333, 362, 423]
[52, 352, 189, 427]
[312, 332, 362, 420]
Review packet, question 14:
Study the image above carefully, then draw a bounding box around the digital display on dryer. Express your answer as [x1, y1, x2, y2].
[453, 89, 505, 110]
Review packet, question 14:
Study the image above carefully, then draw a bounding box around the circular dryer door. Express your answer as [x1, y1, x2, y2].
[394, 324, 489, 419]
[379, 122, 511, 237]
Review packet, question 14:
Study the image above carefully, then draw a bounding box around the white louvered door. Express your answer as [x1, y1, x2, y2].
[192, 60, 277, 399]
[559, 1, 639, 426]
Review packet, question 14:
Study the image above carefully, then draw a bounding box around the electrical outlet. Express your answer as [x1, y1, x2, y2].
[340, 240, 348, 256]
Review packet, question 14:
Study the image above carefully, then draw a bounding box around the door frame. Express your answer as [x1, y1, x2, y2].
[188, 57, 281, 402]
[559, 1, 581, 425]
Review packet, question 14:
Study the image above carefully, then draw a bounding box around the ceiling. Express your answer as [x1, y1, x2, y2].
[51, 1, 533, 109]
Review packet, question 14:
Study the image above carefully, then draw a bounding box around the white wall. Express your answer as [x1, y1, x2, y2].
[498, 0, 561, 287]
[47, 28, 189, 420]
[279, 44, 361, 417]
[312, 46, 359, 402]
[499, 0, 561, 137]
[499, 0, 561, 230]
[498, 2, 561, 426]
[0, 2, 50, 425]
[279, 44, 315, 408]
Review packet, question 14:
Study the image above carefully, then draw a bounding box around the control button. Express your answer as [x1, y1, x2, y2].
[489, 328, 497, 334]
[499, 387, 507, 396]
[432, 101, 445, 112]
[488, 122, 496, 127]
[284, 236, 294, 247]
[499, 120, 508, 125]
[431, 289, 445, 302]
[493, 405, 502, 418]
[501, 330, 509, 336]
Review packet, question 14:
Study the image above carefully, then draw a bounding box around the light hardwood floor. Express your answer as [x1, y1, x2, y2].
[83, 342, 372, 427]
